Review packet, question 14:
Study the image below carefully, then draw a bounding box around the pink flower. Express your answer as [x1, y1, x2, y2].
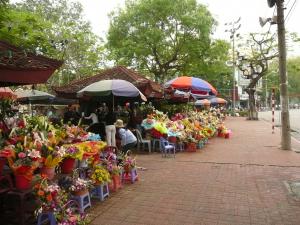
[18, 152, 26, 158]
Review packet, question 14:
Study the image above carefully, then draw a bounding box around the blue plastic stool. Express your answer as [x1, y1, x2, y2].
[90, 183, 109, 201]
[71, 191, 91, 213]
[122, 168, 138, 184]
[37, 212, 56, 225]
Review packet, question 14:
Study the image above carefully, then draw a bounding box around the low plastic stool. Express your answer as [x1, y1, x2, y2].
[71, 191, 91, 213]
[122, 168, 138, 184]
[151, 139, 160, 152]
[90, 183, 109, 201]
[37, 212, 56, 225]
[176, 142, 184, 152]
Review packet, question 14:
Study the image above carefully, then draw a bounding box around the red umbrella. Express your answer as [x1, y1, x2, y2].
[0, 87, 16, 99]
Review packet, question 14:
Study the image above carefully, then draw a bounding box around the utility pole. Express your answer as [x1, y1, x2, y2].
[225, 18, 241, 114]
[267, 0, 291, 149]
[276, 0, 291, 150]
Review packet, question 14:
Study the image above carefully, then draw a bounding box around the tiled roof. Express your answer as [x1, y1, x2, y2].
[53, 65, 163, 98]
[0, 40, 63, 86]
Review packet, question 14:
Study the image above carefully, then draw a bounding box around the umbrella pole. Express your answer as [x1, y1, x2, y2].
[29, 101, 33, 117]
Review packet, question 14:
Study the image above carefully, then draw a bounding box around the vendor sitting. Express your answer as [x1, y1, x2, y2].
[115, 119, 137, 154]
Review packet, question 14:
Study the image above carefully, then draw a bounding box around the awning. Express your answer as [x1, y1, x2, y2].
[0, 40, 63, 86]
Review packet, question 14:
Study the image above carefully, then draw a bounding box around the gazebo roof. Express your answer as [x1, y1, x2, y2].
[0, 40, 63, 86]
[53, 65, 163, 99]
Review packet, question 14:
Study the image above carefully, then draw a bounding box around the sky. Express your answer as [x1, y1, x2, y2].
[77, 0, 300, 56]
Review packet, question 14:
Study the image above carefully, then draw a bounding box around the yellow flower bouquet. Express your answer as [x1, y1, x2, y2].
[90, 165, 111, 185]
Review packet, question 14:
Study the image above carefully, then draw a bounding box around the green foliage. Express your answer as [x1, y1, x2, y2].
[287, 57, 300, 101]
[155, 100, 193, 116]
[106, 0, 227, 83]
[0, 7, 53, 53]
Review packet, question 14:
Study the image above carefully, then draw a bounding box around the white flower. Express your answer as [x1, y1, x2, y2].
[27, 149, 41, 158]
[57, 146, 66, 158]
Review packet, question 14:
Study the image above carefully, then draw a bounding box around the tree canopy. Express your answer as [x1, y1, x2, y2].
[106, 0, 230, 84]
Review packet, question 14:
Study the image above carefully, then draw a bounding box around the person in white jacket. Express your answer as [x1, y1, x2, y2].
[115, 119, 137, 153]
[84, 110, 99, 125]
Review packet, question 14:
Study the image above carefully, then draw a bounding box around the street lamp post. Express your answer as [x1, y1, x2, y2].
[225, 18, 241, 114]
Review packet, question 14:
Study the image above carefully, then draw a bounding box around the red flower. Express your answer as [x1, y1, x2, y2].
[17, 120, 25, 128]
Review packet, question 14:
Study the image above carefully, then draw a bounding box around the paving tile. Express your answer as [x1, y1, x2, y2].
[85, 117, 300, 225]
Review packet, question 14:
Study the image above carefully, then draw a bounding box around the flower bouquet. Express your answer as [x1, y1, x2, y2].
[34, 178, 67, 213]
[64, 125, 88, 143]
[40, 145, 66, 179]
[90, 165, 111, 185]
[34, 177, 90, 225]
[73, 141, 106, 159]
[123, 153, 136, 173]
[60, 146, 83, 174]
[69, 177, 92, 196]
[3, 143, 40, 190]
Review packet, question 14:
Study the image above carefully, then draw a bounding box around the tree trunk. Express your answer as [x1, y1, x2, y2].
[247, 90, 258, 120]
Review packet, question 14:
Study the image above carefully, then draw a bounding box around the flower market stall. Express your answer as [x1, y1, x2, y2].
[0, 112, 139, 225]
[141, 108, 230, 152]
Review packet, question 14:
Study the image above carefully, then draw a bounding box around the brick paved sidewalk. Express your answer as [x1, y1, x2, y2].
[89, 117, 300, 225]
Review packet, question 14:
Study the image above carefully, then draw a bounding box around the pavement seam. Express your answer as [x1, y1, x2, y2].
[175, 160, 300, 168]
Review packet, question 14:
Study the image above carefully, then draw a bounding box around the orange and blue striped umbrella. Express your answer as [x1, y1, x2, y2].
[164, 76, 217, 95]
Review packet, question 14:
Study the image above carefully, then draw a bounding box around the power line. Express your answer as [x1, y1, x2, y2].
[285, 0, 297, 24]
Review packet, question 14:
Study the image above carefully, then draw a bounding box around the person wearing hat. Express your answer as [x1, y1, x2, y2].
[115, 119, 137, 153]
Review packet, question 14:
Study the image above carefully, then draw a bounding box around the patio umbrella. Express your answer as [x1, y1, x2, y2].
[195, 99, 211, 106]
[209, 97, 227, 105]
[15, 89, 55, 103]
[77, 79, 147, 101]
[164, 76, 218, 95]
[0, 87, 16, 99]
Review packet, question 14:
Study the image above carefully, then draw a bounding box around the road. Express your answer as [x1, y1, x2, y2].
[259, 109, 300, 141]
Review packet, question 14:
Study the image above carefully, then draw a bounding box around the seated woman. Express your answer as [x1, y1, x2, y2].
[115, 119, 137, 154]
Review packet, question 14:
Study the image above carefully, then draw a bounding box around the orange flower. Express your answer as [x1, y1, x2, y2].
[46, 194, 52, 202]
[37, 190, 45, 196]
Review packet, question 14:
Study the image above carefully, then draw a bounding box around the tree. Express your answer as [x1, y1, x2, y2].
[236, 33, 278, 120]
[106, 0, 223, 82]
[0, 6, 53, 53]
[287, 57, 300, 102]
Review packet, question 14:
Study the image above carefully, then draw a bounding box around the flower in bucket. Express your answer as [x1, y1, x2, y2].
[90, 165, 111, 185]
[34, 178, 67, 213]
[34, 177, 90, 225]
[123, 151, 136, 173]
[69, 177, 92, 193]
[4, 143, 40, 177]
[41, 145, 66, 168]
[56, 207, 89, 225]
[63, 145, 84, 160]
